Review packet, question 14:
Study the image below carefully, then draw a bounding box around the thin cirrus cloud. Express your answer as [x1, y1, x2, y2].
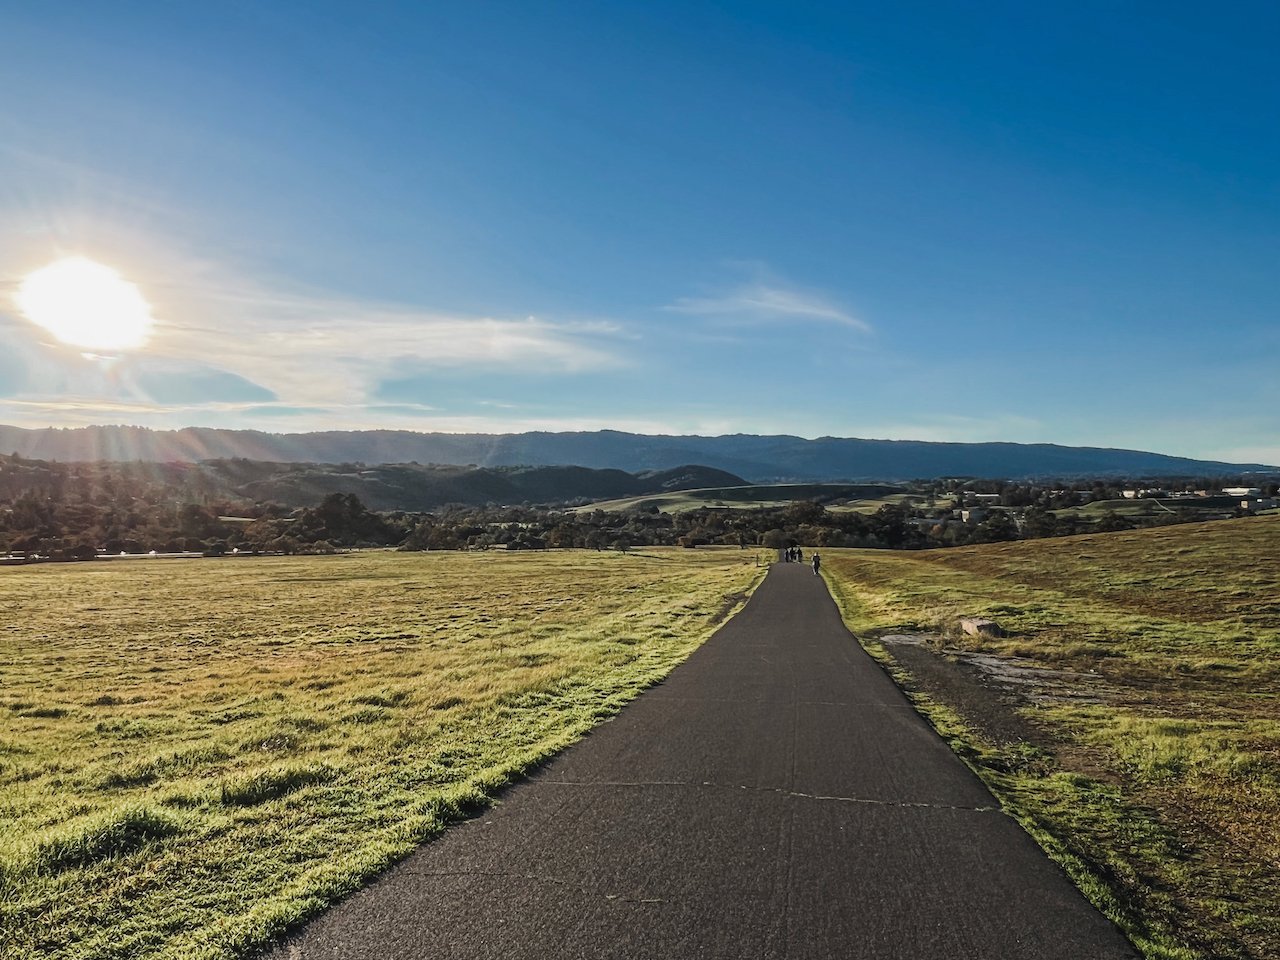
[140, 279, 630, 409]
[668, 280, 871, 333]
[0, 255, 631, 425]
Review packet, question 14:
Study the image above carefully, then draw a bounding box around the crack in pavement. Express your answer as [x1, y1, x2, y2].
[530, 777, 999, 813]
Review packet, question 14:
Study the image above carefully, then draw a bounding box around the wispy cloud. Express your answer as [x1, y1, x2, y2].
[149, 280, 627, 407]
[668, 268, 870, 333]
[1, 252, 630, 416]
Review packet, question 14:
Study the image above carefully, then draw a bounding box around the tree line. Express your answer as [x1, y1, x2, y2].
[1, 454, 1273, 560]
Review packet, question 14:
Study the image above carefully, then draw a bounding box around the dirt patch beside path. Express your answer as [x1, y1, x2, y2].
[878, 634, 1063, 748]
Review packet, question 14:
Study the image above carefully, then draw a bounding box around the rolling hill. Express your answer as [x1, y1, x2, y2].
[574, 482, 905, 514]
[217, 461, 748, 511]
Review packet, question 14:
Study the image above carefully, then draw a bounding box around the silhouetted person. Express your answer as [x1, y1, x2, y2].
[811, 553, 821, 576]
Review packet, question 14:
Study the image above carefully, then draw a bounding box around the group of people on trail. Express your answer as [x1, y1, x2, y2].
[782, 545, 822, 576]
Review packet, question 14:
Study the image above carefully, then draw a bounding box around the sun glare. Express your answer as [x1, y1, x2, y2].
[15, 256, 155, 352]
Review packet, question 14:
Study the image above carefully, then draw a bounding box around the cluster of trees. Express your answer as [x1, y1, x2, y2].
[2, 453, 1275, 561]
[0, 489, 405, 560]
[399, 499, 927, 552]
[0, 477, 929, 558]
[392, 495, 1229, 554]
[0, 455, 406, 558]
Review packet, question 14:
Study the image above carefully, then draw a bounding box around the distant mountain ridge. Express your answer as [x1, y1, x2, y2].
[0, 424, 1273, 481]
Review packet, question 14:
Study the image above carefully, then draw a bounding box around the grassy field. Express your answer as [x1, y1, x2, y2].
[822, 515, 1280, 960]
[1050, 496, 1240, 523]
[0, 549, 763, 960]
[575, 482, 904, 514]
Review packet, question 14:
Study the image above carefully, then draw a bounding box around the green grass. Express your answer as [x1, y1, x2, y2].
[0, 549, 763, 960]
[1051, 496, 1238, 522]
[575, 482, 904, 514]
[827, 491, 922, 514]
[822, 515, 1280, 960]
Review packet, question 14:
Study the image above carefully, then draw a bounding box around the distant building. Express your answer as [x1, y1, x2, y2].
[961, 508, 987, 523]
[1240, 498, 1279, 513]
[1224, 487, 1263, 497]
[1122, 490, 1138, 499]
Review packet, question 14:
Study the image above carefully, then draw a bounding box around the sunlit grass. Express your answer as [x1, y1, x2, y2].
[823, 515, 1280, 959]
[573, 482, 903, 514]
[0, 548, 762, 960]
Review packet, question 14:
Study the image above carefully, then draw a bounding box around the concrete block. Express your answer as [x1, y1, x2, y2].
[960, 617, 1004, 638]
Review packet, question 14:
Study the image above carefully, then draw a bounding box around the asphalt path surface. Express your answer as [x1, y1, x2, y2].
[270, 562, 1137, 959]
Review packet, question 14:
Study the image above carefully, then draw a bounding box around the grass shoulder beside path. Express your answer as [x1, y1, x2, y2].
[822, 516, 1280, 960]
[0, 548, 764, 960]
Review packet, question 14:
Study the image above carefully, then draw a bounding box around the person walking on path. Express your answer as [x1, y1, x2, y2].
[811, 552, 821, 576]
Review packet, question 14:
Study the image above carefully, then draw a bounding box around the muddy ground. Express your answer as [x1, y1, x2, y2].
[876, 633, 1101, 749]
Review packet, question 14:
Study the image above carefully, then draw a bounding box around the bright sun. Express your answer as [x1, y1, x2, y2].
[15, 256, 155, 352]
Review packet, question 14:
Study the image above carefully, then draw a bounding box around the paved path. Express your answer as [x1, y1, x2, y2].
[271, 563, 1136, 959]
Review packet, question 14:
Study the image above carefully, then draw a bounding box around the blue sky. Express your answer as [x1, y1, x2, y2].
[1, 1, 1277, 463]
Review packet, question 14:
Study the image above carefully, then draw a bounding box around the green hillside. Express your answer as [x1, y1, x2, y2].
[824, 516, 1280, 959]
[1052, 495, 1240, 522]
[575, 482, 904, 514]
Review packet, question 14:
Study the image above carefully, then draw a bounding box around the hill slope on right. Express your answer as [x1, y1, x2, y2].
[823, 515, 1280, 960]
